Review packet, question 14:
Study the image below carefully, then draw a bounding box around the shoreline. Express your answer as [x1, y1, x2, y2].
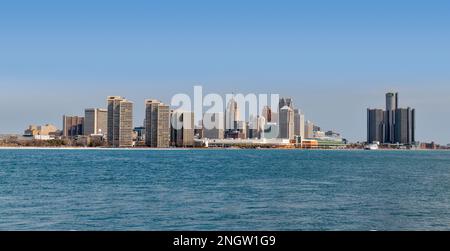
[0, 146, 446, 151]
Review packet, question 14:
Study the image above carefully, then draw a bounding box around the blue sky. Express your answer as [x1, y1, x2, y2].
[0, 0, 449, 143]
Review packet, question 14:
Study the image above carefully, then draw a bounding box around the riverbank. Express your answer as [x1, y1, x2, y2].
[0, 146, 447, 151]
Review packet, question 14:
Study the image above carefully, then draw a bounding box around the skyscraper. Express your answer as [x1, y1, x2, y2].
[279, 106, 294, 140]
[262, 106, 272, 122]
[279, 98, 294, 111]
[367, 109, 385, 143]
[203, 112, 224, 139]
[62, 115, 84, 137]
[107, 96, 133, 147]
[294, 108, 305, 139]
[170, 110, 194, 147]
[385, 92, 398, 143]
[394, 107, 415, 145]
[84, 108, 107, 136]
[367, 92, 415, 145]
[304, 120, 314, 139]
[225, 97, 240, 131]
[145, 99, 170, 148]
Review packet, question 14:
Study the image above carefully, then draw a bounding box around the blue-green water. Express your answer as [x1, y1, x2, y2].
[1, 149, 450, 230]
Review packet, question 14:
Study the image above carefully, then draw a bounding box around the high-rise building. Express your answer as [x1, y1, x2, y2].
[262, 106, 272, 122]
[62, 115, 84, 137]
[247, 115, 266, 139]
[170, 110, 194, 147]
[367, 109, 385, 143]
[225, 97, 240, 131]
[385, 92, 398, 143]
[145, 99, 170, 148]
[394, 107, 415, 145]
[367, 92, 415, 145]
[203, 112, 224, 139]
[84, 108, 107, 136]
[279, 98, 294, 111]
[294, 109, 305, 139]
[107, 96, 133, 147]
[279, 106, 294, 139]
[304, 120, 314, 139]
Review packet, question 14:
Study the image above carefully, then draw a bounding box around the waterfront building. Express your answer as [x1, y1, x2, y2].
[279, 106, 294, 140]
[107, 96, 133, 147]
[262, 106, 272, 122]
[145, 99, 170, 148]
[84, 108, 107, 136]
[304, 120, 314, 139]
[203, 112, 224, 139]
[367, 109, 385, 144]
[248, 115, 266, 139]
[394, 107, 415, 145]
[279, 98, 294, 111]
[225, 97, 240, 131]
[24, 124, 59, 139]
[294, 109, 305, 139]
[62, 115, 84, 137]
[366, 92, 415, 145]
[325, 130, 341, 138]
[133, 126, 146, 142]
[170, 110, 194, 147]
[385, 92, 398, 143]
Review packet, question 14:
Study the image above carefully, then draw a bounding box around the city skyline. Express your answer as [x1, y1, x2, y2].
[1, 88, 449, 144]
[1, 1, 449, 143]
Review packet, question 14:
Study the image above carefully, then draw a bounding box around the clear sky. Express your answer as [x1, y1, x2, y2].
[1, 0, 449, 143]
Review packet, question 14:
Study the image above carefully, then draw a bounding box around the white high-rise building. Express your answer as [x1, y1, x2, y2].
[84, 108, 107, 136]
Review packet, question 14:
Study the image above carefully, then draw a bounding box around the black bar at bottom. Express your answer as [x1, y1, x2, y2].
[0, 231, 447, 249]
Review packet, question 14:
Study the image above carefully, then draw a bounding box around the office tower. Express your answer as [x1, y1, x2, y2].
[225, 97, 240, 130]
[84, 108, 107, 136]
[367, 109, 385, 143]
[304, 120, 314, 139]
[367, 92, 416, 145]
[279, 98, 294, 111]
[279, 106, 294, 139]
[171, 111, 194, 147]
[278, 97, 294, 126]
[294, 109, 305, 139]
[262, 106, 272, 122]
[62, 115, 84, 137]
[107, 96, 133, 147]
[203, 112, 224, 139]
[385, 92, 398, 143]
[145, 100, 170, 148]
[248, 115, 265, 139]
[394, 107, 415, 145]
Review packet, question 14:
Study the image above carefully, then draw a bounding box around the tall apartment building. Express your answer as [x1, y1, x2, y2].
[62, 115, 84, 137]
[107, 96, 133, 147]
[145, 99, 170, 148]
[170, 110, 194, 147]
[84, 108, 107, 136]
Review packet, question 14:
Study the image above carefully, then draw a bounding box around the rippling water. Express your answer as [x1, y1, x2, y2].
[1, 149, 450, 230]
